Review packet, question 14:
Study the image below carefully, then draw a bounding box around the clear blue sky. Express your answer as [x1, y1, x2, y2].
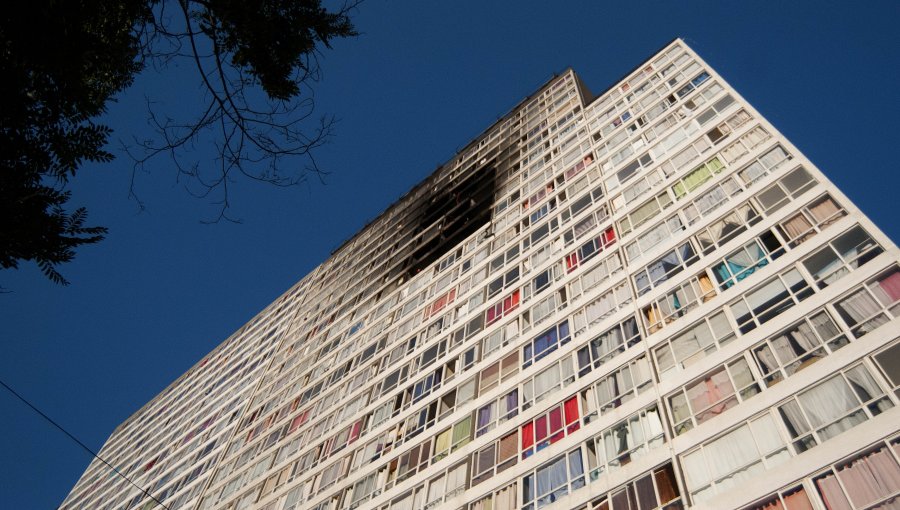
[2, 2, 899, 508]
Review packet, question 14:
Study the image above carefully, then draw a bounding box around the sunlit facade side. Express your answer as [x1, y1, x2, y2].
[62, 39, 900, 510]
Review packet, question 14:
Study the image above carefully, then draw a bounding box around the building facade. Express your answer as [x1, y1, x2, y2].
[62, 39, 900, 510]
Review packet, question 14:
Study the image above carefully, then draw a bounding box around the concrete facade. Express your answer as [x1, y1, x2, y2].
[62, 39, 900, 510]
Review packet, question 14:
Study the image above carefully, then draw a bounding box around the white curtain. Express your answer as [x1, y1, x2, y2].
[495, 483, 516, 510]
[702, 424, 763, 486]
[797, 375, 857, 428]
[534, 365, 561, 399]
[836, 290, 881, 325]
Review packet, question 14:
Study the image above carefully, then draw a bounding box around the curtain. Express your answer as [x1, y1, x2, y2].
[864, 448, 900, 500]
[534, 365, 561, 399]
[741, 161, 766, 185]
[434, 429, 451, 457]
[778, 400, 810, 439]
[498, 432, 518, 466]
[816, 473, 853, 510]
[548, 406, 564, 439]
[780, 487, 813, 510]
[537, 456, 568, 500]
[480, 363, 500, 392]
[688, 369, 735, 422]
[721, 141, 748, 164]
[761, 146, 789, 168]
[535, 415, 549, 443]
[681, 450, 711, 490]
[470, 496, 489, 510]
[538, 456, 569, 494]
[780, 213, 814, 241]
[874, 270, 900, 304]
[476, 444, 496, 479]
[501, 389, 518, 419]
[522, 420, 535, 450]
[452, 417, 472, 448]
[635, 474, 658, 510]
[655, 464, 680, 505]
[447, 463, 466, 492]
[703, 424, 760, 485]
[754, 344, 781, 379]
[564, 397, 580, 428]
[698, 273, 715, 299]
[476, 403, 494, 436]
[496, 483, 516, 510]
[797, 375, 857, 428]
[672, 321, 714, 366]
[836, 290, 881, 326]
[809, 197, 841, 224]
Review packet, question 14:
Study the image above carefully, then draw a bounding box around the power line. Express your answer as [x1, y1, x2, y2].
[0, 377, 170, 510]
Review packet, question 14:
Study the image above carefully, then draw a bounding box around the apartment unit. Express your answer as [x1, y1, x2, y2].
[61, 39, 900, 510]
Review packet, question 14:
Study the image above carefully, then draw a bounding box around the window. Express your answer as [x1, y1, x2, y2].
[584, 405, 665, 479]
[568, 251, 623, 299]
[753, 310, 849, 387]
[524, 263, 562, 300]
[564, 227, 616, 272]
[523, 358, 576, 410]
[672, 156, 725, 199]
[802, 226, 883, 289]
[475, 389, 518, 437]
[681, 414, 791, 503]
[719, 125, 772, 164]
[523, 320, 571, 368]
[668, 357, 761, 434]
[611, 169, 664, 212]
[521, 395, 580, 458]
[468, 482, 517, 510]
[526, 289, 566, 329]
[586, 462, 683, 510]
[625, 214, 685, 263]
[681, 175, 742, 225]
[832, 267, 900, 337]
[487, 266, 520, 298]
[777, 194, 846, 247]
[522, 449, 586, 510]
[571, 281, 633, 334]
[395, 437, 432, 483]
[729, 268, 814, 334]
[813, 441, 900, 510]
[478, 351, 519, 394]
[574, 315, 642, 376]
[581, 355, 653, 421]
[873, 340, 900, 397]
[654, 311, 735, 379]
[744, 485, 814, 510]
[753, 166, 817, 216]
[560, 184, 604, 223]
[618, 192, 673, 236]
[424, 288, 456, 319]
[777, 364, 893, 452]
[633, 241, 699, 296]
[486, 289, 521, 325]
[711, 230, 784, 290]
[450, 416, 473, 452]
[696, 202, 761, 255]
[737, 145, 792, 186]
[642, 272, 717, 334]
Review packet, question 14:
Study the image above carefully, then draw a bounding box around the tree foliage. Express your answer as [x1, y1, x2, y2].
[0, 0, 357, 285]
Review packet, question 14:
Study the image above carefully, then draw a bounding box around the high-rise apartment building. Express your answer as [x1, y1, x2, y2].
[62, 39, 900, 510]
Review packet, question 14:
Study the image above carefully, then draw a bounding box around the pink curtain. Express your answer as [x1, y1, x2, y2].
[783, 487, 813, 510]
[816, 473, 852, 510]
[837, 447, 900, 507]
[877, 271, 900, 303]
